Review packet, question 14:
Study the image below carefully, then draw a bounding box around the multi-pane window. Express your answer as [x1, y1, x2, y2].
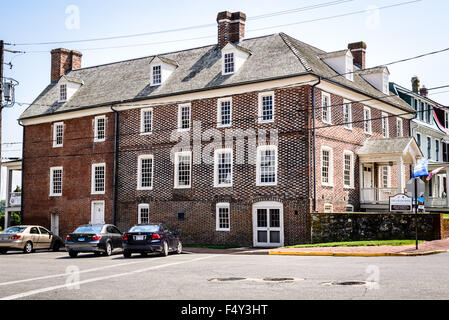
[436, 140, 440, 162]
[427, 137, 432, 160]
[140, 108, 153, 134]
[175, 151, 191, 188]
[138, 155, 154, 190]
[50, 167, 63, 196]
[417, 101, 424, 121]
[381, 166, 389, 188]
[257, 146, 277, 186]
[152, 65, 162, 85]
[426, 104, 433, 123]
[381, 112, 389, 138]
[445, 112, 449, 129]
[53, 122, 64, 147]
[364, 107, 372, 134]
[321, 147, 333, 186]
[138, 204, 150, 224]
[59, 84, 67, 101]
[343, 101, 352, 129]
[218, 98, 232, 127]
[396, 118, 403, 137]
[259, 92, 274, 123]
[322, 93, 331, 124]
[214, 149, 233, 187]
[343, 152, 353, 188]
[223, 53, 234, 74]
[216, 203, 230, 231]
[416, 133, 421, 148]
[178, 104, 191, 131]
[92, 163, 106, 194]
[94, 116, 106, 142]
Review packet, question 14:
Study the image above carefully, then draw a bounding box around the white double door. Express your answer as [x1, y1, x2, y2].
[252, 202, 284, 247]
[91, 201, 105, 224]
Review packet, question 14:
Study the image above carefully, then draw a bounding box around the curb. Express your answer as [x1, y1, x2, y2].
[268, 250, 447, 257]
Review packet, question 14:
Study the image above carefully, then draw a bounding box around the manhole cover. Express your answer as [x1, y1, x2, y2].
[263, 277, 295, 282]
[208, 277, 247, 282]
[322, 281, 367, 286]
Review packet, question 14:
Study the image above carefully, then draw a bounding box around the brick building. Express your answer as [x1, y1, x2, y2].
[19, 11, 421, 246]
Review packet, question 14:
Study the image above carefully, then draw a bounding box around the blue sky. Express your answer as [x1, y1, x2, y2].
[1, 0, 448, 196]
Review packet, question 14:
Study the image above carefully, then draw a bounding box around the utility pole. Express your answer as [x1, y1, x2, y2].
[0, 40, 4, 216]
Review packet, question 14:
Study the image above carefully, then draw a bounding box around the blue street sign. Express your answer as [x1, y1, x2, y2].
[413, 159, 429, 178]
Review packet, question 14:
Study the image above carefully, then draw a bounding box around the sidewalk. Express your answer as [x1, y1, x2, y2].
[268, 239, 449, 257]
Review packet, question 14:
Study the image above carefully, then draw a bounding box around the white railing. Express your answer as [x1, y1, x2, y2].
[360, 188, 402, 204]
[8, 192, 21, 207]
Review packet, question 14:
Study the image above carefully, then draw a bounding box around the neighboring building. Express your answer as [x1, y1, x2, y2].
[2, 159, 22, 229]
[391, 78, 449, 212]
[19, 11, 420, 246]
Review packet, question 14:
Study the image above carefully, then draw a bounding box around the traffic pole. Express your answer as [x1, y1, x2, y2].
[415, 177, 418, 250]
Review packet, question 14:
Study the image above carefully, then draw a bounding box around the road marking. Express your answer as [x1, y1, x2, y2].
[0, 255, 218, 300]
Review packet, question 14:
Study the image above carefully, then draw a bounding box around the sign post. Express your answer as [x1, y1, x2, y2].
[409, 159, 429, 250]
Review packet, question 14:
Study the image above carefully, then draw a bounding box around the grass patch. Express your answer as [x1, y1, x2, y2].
[285, 240, 425, 248]
[183, 244, 241, 249]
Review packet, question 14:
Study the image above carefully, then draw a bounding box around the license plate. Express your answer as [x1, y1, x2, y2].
[134, 235, 145, 241]
[78, 238, 85, 241]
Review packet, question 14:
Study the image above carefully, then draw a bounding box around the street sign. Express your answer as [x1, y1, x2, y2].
[406, 178, 425, 198]
[389, 194, 412, 212]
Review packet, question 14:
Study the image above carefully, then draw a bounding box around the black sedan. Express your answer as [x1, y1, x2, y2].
[122, 223, 182, 258]
[65, 224, 123, 258]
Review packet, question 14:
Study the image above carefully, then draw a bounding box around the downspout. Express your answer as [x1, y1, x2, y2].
[110, 105, 119, 226]
[311, 76, 321, 212]
[17, 119, 25, 223]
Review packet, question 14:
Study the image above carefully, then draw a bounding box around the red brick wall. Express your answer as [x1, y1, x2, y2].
[22, 113, 115, 238]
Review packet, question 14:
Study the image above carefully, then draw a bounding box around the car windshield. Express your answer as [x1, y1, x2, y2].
[129, 225, 160, 233]
[73, 226, 103, 234]
[3, 226, 27, 234]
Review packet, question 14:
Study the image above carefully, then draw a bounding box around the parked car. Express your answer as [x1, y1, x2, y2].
[0, 225, 63, 254]
[65, 224, 123, 258]
[122, 223, 182, 258]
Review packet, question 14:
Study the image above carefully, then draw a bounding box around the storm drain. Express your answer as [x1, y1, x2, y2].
[322, 280, 368, 286]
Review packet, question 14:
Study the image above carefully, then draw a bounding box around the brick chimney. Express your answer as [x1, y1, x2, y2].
[348, 41, 367, 69]
[50, 48, 82, 83]
[420, 85, 428, 97]
[217, 11, 246, 50]
[411, 76, 420, 93]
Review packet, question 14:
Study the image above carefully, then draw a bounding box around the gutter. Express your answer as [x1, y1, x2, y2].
[311, 76, 321, 212]
[110, 105, 119, 226]
[17, 119, 25, 222]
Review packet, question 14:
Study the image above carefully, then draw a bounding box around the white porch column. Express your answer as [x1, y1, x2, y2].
[4, 209, 9, 229]
[446, 168, 449, 208]
[397, 157, 405, 193]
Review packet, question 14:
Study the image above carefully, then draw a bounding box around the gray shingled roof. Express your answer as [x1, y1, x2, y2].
[357, 137, 415, 155]
[20, 33, 415, 120]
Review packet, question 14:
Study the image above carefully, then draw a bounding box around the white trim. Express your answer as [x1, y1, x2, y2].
[59, 84, 67, 102]
[222, 52, 235, 75]
[49, 167, 63, 197]
[321, 146, 334, 187]
[343, 99, 352, 130]
[52, 122, 64, 148]
[258, 91, 275, 124]
[174, 151, 192, 189]
[140, 108, 153, 135]
[217, 97, 232, 128]
[252, 201, 284, 247]
[321, 92, 332, 124]
[214, 148, 233, 188]
[363, 106, 372, 135]
[343, 150, 354, 189]
[256, 145, 278, 186]
[91, 163, 106, 195]
[150, 64, 162, 86]
[137, 154, 154, 190]
[215, 202, 231, 232]
[381, 112, 389, 138]
[177, 103, 191, 132]
[138, 203, 150, 224]
[94, 115, 106, 142]
[90, 200, 105, 225]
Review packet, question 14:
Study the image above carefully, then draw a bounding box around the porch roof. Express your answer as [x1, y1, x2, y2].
[357, 137, 422, 164]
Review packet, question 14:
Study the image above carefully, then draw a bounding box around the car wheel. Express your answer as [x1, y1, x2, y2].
[23, 241, 33, 254]
[123, 250, 131, 258]
[0, 249, 7, 254]
[176, 241, 183, 254]
[52, 241, 61, 252]
[104, 242, 113, 256]
[160, 241, 169, 257]
[69, 251, 78, 258]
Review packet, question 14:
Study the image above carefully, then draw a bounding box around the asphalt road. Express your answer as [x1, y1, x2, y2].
[0, 249, 448, 300]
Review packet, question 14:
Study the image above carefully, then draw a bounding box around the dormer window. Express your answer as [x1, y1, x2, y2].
[149, 56, 178, 86]
[152, 65, 162, 85]
[57, 76, 83, 103]
[223, 53, 235, 74]
[59, 84, 67, 101]
[320, 50, 354, 82]
[358, 66, 390, 95]
[221, 43, 250, 76]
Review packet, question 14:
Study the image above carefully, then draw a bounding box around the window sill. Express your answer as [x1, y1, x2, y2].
[256, 183, 278, 187]
[52, 145, 63, 148]
[177, 128, 190, 133]
[140, 132, 153, 136]
[216, 229, 231, 232]
[91, 191, 106, 195]
[258, 119, 275, 124]
[49, 194, 62, 197]
[174, 185, 191, 189]
[214, 184, 233, 188]
[137, 187, 153, 191]
[94, 139, 106, 143]
[217, 124, 232, 128]
[321, 183, 334, 188]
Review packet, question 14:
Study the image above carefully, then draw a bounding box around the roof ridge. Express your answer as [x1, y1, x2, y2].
[279, 33, 312, 72]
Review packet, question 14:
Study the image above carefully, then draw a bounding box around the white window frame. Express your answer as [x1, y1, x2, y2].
[324, 204, 333, 213]
[380, 166, 391, 188]
[174, 151, 192, 189]
[59, 84, 67, 102]
[177, 103, 191, 132]
[396, 118, 403, 137]
[140, 108, 153, 135]
[258, 91, 275, 124]
[137, 155, 154, 190]
[216, 202, 231, 232]
[256, 145, 278, 187]
[217, 97, 232, 128]
[214, 148, 233, 188]
[416, 133, 421, 148]
[53, 122, 64, 148]
[364, 107, 372, 134]
[343, 100, 352, 130]
[222, 53, 235, 75]
[151, 65, 162, 86]
[321, 92, 331, 124]
[138, 204, 150, 224]
[427, 136, 432, 160]
[91, 163, 106, 195]
[445, 112, 449, 129]
[345, 204, 354, 212]
[343, 150, 354, 189]
[321, 146, 334, 187]
[94, 115, 106, 142]
[381, 112, 389, 138]
[435, 139, 440, 162]
[49, 167, 63, 197]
